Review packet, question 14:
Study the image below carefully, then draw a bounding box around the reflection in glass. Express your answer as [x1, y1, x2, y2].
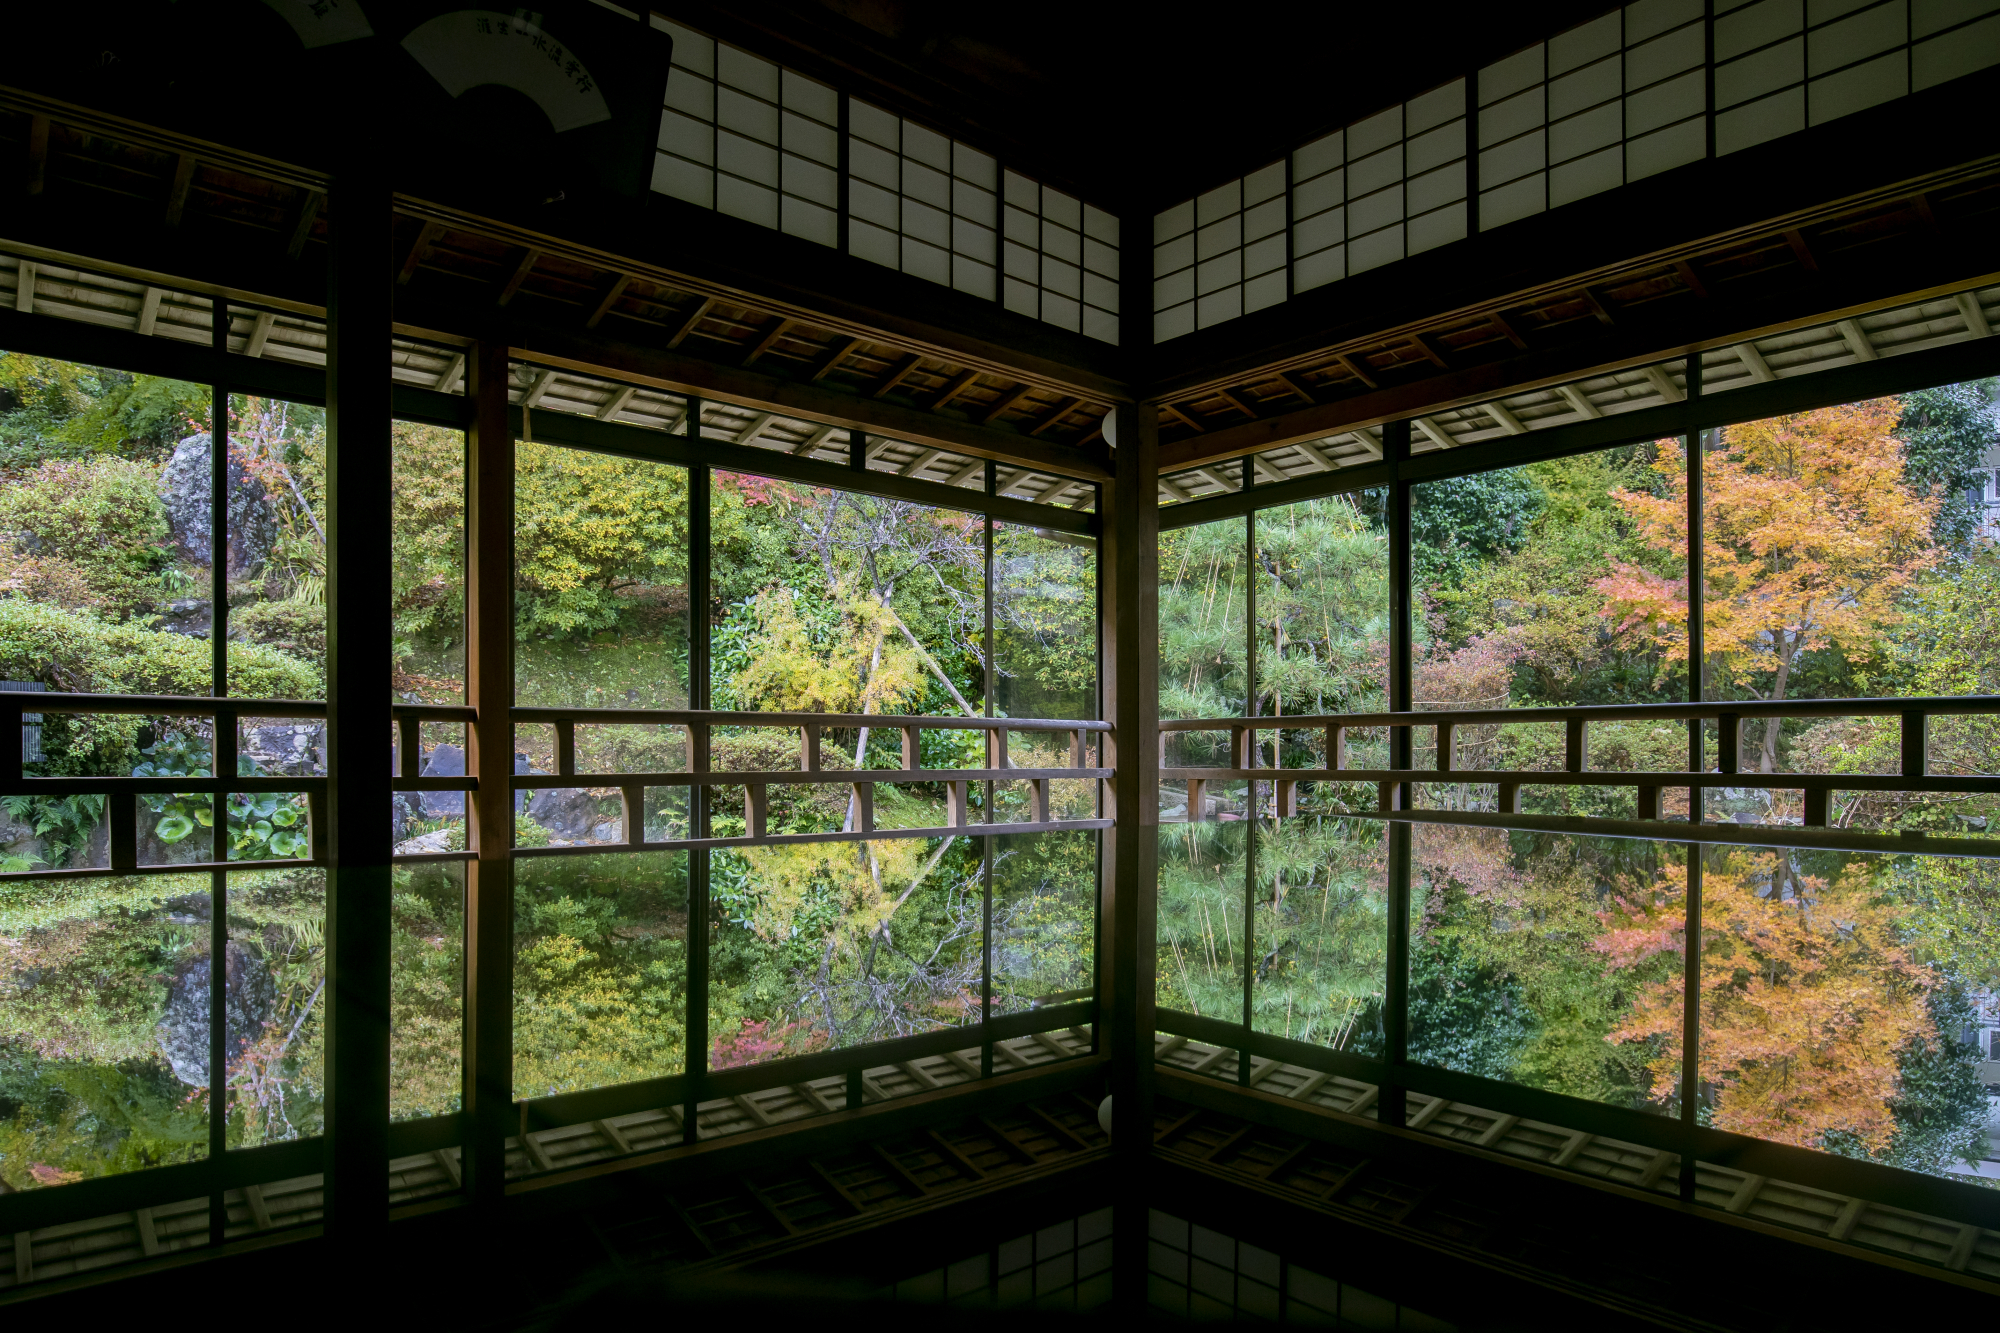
[391, 860, 464, 1121]
[1673, 846, 1991, 1177]
[709, 836, 980, 1069]
[1249, 814, 1387, 1048]
[513, 851, 688, 1100]
[1392, 829, 1682, 1117]
[0, 873, 211, 1187]
[224, 867, 326, 1147]
[1156, 789, 1247, 1019]
[988, 830, 1096, 1017]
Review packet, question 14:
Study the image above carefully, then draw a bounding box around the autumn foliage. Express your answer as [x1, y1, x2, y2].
[1601, 851, 1934, 1152]
[1598, 400, 1938, 769]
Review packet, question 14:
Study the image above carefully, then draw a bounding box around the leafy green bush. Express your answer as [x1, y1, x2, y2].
[0, 456, 172, 618]
[231, 598, 325, 672]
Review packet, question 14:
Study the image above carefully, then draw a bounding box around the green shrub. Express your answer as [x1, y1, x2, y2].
[231, 598, 325, 672]
[0, 456, 171, 618]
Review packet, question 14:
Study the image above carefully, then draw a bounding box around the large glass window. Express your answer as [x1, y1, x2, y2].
[1414, 448, 1689, 817]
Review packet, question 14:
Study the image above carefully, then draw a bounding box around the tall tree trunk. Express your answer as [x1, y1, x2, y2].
[842, 628, 886, 832]
[1761, 634, 1795, 774]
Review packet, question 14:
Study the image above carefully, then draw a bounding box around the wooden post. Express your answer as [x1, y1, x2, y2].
[946, 780, 970, 827]
[398, 715, 420, 780]
[1328, 725, 1346, 772]
[1565, 717, 1587, 773]
[1027, 777, 1051, 823]
[850, 781, 874, 833]
[1275, 778, 1299, 817]
[1498, 781, 1519, 814]
[463, 341, 514, 1210]
[1069, 728, 1086, 769]
[902, 724, 922, 772]
[1636, 785, 1660, 820]
[622, 784, 645, 845]
[800, 723, 821, 772]
[1184, 777, 1206, 822]
[1716, 713, 1740, 775]
[1101, 396, 1159, 1313]
[555, 719, 575, 776]
[743, 784, 768, 839]
[1231, 724, 1253, 770]
[1802, 786, 1828, 827]
[987, 727, 1010, 770]
[1900, 710, 1927, 778]
[1436, 720, 1454, 773]
[323, 144, 394, 1249]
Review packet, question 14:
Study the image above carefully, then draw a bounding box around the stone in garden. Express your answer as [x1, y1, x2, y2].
[529, 786, 603, 839]
[157, 433, 279, 579]
[156, 941, 277, 1086]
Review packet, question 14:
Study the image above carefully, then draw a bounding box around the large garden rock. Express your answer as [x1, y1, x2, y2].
[527, 786, 603, 840]
[156, 941, 277, 1086]
[157, 433, 279, 579]
[418, 744, 534, 817]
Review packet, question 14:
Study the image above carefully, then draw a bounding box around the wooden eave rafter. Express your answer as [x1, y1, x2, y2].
[0, 91, 1117, 482]
[1151, 166, 2000, 473]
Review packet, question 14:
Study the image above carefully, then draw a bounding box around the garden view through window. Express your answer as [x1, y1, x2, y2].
[1156, 376, 2000, 1183]
[0, 355, 1101, 1186]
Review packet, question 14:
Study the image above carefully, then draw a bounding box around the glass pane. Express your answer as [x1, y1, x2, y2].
[390, 421, 466, 705]
[711, 480, 986, 830]
[1249, 814, 1388, 1049]
[514, 442, 689, 710]
[514, 851, 688, 1100]
[993, 522, 1097, 721]
[0, 872, 212, 1187]
[710, 834, 980, 1069]
[1692, 845, 1994, 1178]
[225, 866, 326, 1148]
[989, 829, 1097, 1016]
[1685, 387, 2000, 831]
[1256, 490, 1390, 814]
[1418, 446, 1689, 817]
[1395, 828, 1682, 1116]
[1159, 517, 1248, 771]
[0, 357, 213, 699]
[224, 394, 326, 700]
[1156, 782, 1247, 1018]
[391, 860, 464, 1121]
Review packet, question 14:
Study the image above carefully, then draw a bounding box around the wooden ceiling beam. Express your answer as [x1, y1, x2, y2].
[1274, 370, 1319, 404]
[930, 366, 981, 410]
[1029, 395, 1083, 437]
[163, 153, 196, 227]
[981, 383, 1036, 425]
[1783, 228, 1820, 274]
[740, 315, 792, 366]
[398, 219, 440, 286]
[586, 274, 632, 330]
[870, 352, 924, 398]
[25, 114, 49, 198]
[1333, 351, 1379, 389]
[1488, 311, 1529, 349]
[496, 247, 540, 307]
[664, 296, 715, 349]
[1674, 259, 1710, 299]
[1218, 387, 1261, 419]
[284, 190, 322, 260]
[808, 334, 860, 381]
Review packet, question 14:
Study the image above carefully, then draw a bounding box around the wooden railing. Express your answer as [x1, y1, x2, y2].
[1159, 696, 2000, 828]
[508, 706, 1112, 854]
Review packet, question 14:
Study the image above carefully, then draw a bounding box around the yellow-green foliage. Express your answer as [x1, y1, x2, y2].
[0, 456, 172, 618]
[514, 441, 689, 637]
[729, 587, 927, 714]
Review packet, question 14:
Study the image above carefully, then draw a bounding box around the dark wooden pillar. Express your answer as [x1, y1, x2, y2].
[464, 342, 515, 1204]
[1101, 400, 1159, 1310]
[321, 156, 393, 1247]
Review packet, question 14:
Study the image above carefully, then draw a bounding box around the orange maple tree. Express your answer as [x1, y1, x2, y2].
[1597, 400, 1938, 770]
[1598, 851, 1934, 1151]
